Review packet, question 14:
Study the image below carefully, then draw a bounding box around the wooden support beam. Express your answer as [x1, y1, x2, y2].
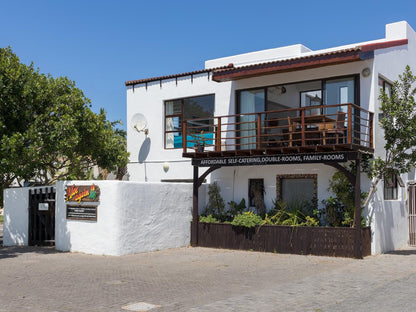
[191, 166, 199, 247]
[191, 165, 221, 247]
[353, 155, 363, 259]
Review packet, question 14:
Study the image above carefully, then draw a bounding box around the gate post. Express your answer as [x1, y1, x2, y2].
[191, 166, 199, 246]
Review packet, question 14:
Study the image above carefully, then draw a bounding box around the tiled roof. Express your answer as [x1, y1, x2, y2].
[125, 39, 408, 86]
[125, 64, 234, 86]
[212, 39, 408, 82]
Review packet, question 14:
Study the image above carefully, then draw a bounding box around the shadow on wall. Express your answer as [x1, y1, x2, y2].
[372, 190, 407, 253]
[139, 137, 151, 163]
[3, 189, 28, 247]
[55, 182, 71, 253]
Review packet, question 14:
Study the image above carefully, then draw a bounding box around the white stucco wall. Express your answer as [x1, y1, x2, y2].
[126, 21, 416, 255]
[55, 181, 192, 256]
[3, 187, 35, 246]
[364, 21, 416, 254]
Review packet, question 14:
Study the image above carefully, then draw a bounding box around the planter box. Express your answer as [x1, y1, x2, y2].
[197, 222, 371, 258]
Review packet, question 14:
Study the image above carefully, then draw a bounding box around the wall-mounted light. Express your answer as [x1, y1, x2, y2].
[362, 67, 371, 78]
[276, 86, 286, 94]
[163, 162, 169, 172]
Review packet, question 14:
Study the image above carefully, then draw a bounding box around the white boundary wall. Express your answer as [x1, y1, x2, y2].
[3, 187, 30, 246]
[55, 181, 192, 256]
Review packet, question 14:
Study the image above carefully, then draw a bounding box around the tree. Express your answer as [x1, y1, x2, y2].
[0, 47, 128, 191]
[364, 65, 416, 207]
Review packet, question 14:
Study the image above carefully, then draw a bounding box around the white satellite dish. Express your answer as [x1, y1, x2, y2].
[131, 113, 149, 134]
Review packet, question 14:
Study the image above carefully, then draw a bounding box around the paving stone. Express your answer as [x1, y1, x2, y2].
[1, 221, 416, 311]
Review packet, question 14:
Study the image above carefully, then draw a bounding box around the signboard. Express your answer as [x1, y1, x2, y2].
[192, 152, 349, 167]
[38, 203, 49, 211]
[67, 205, 97, 221]
[65, 184, 100, 203]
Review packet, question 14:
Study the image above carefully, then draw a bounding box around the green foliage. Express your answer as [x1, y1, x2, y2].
[203, 182, 226, 221]
[322, 167, 367, 227]
[231, 211, 263, 228]
[227, 198, 247, 220]
[262, 200, 319, 227]
[0, 47, 128, 193]
[199, 215, 219, 223]
[270, 198, 315, 219]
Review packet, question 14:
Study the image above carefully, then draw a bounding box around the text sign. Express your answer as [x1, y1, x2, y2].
[67, 205, 97, 221]
[38, 203, 49, 211]
[192, 152, 348, 167]
[65, 184, 100, 203]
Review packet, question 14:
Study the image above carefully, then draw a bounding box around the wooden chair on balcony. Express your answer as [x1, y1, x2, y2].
[322, 111, 346, 145]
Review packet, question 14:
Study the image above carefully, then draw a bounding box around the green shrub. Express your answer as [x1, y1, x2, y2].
[322, 167, 368, 227]
[231, 211, 262, 228]
[227, 198, 247, 220]
[199, 215, 219, 223]
[202, 182, 226, 221]
[264, 200, 319, 227]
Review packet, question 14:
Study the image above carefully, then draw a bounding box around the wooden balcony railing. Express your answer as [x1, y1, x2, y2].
[182, 103, 374, 156]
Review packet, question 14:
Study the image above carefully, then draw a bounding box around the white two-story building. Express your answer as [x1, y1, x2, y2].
[126, 21, 416, 255]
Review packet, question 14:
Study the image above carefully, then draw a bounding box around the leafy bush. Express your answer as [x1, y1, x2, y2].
[264, 200, 319, 227]
[202, 182, 226, 221]
[199, 215, 219, 223]
[231, 211, 262, 228]
[322, 167, 368, 227]
[227, 198, 247, 220]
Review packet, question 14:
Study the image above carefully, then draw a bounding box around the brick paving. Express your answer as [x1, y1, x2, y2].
[1, 222, 416, 312]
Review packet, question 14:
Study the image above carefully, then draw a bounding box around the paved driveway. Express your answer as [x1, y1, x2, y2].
[1, 225, 416, 312]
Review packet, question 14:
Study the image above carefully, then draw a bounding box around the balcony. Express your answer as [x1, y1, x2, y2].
[182, 103, 373, 158]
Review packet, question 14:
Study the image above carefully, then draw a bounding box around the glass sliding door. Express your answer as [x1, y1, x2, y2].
[238, 89, 265, 149]
[323, 77, 355, 115]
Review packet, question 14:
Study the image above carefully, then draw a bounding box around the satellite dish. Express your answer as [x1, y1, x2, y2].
[131, 113, 149, 134]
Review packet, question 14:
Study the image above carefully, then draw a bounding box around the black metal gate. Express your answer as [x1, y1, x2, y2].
[28, 187, 56, 246]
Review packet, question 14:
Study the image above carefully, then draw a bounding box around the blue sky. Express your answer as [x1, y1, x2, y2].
[1, 0, 416, 130]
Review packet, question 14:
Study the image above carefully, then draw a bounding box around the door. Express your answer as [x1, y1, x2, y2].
[409, 184, 416, 246]
[28, 187, 56, 246]
[238, 88, 265, 149]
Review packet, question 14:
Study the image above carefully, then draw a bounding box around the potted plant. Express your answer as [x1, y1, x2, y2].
[194, 131, 205, 152]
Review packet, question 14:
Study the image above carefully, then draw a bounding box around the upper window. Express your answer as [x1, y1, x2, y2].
[300, 90, 322, 116]
[384, 173, 398, 200]
[379, 77, 393, 97]
[164, 94, 215, 149]
[378, 77, 393, 121]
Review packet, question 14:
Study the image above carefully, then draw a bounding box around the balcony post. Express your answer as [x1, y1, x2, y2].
[216, 117, 221, 152]
[348, 104, 352, 144]
[301, 109, 305, 146]
[183, 121, 187, 153]
[257, 113, 262, 149]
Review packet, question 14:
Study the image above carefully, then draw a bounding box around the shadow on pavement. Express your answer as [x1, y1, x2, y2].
[0, 222, 63, 259]
[385, 248, 416, 256]
[0, 245, 62, 260]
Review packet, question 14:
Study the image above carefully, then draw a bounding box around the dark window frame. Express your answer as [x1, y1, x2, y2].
[235, 74, 360, 115]
[164, 94, 215, 149]
[384, 173, 399, 200]
[248, 179, 264, 207]
[276, 174, 318, 208]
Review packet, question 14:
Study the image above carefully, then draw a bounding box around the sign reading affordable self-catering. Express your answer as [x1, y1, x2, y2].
[192, 152, 349, 167]
[65, 184, 100, 203]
